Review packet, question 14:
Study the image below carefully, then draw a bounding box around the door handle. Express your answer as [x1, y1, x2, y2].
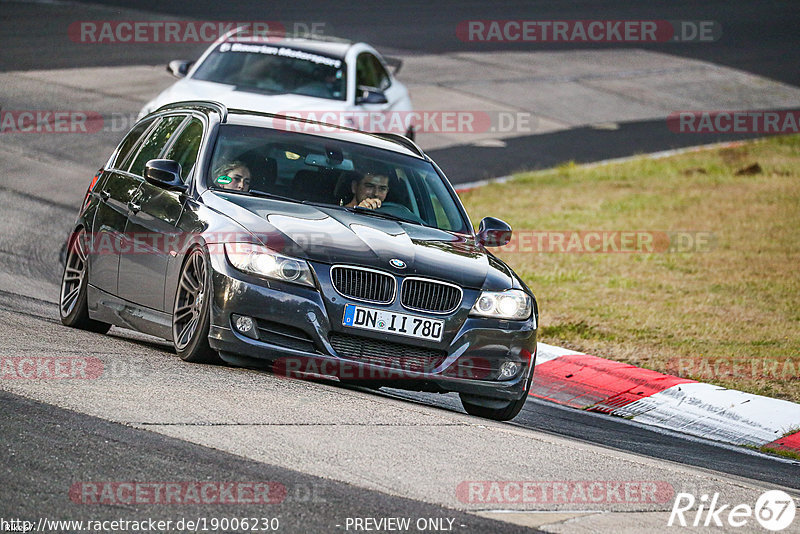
[127, 200, 141, 213]
[99, 189, 110, 201]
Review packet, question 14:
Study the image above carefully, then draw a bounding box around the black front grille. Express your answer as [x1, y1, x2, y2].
[401, 278, 462, 314]
[329, 333, 447, 373]
[331, 266, 395, 304]
[255, 319, 315, 352]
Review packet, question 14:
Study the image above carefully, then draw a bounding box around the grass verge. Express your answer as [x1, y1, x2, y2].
[459, 135, 800, 403]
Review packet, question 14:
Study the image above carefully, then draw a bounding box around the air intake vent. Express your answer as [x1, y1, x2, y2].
[401, 278, 462, 314]
[330, 266, 395, 304]
[329, 333, 447, 373]
[255, 319, 316, 352]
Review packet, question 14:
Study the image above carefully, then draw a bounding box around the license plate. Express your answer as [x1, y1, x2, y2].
[342, 304, 444, 342]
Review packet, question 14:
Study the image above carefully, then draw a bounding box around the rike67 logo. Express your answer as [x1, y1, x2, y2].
[669, 490, 796, 531]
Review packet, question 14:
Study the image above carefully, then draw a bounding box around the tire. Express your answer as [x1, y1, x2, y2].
[459, 370, 533, 421]
[172, 247, 221, 364]
[59, 228, 112, 334]
[460, 393, 529, 421]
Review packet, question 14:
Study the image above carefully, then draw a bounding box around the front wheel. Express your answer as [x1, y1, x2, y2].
[460, 393, 529, 421]
[172, 247, 221, 364]
[59, 229, 111, 334]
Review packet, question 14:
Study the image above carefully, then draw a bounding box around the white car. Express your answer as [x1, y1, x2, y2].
[140, 30, 416, 139]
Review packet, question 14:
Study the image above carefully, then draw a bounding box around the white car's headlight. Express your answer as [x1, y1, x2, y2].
[224, 243, 315, 288]
[470, 289, 533, 322]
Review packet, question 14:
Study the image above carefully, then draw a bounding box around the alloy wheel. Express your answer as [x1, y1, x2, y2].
[173, 249, 207, 350]
[60, 230, 88, 318]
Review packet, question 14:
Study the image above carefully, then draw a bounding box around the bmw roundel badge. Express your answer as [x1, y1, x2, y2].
[389, 258, 406, 269]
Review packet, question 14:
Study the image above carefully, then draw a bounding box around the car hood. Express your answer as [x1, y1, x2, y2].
[204, 192, 517, 290]
[145, 79, 349, 114]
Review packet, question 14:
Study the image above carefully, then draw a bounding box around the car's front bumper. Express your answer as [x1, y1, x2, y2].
[206, 254, 537, 401]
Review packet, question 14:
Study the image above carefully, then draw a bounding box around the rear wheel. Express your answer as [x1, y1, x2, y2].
[59, 228, 111, 334]
[172, 247, 221, 364]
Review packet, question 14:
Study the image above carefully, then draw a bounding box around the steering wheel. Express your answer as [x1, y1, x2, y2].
[377, 202, 424, 224]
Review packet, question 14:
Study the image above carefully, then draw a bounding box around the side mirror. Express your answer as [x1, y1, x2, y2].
[356, 86, 388, 105]
[167, 60, 193, 78]
[144, 159, 186, 191]
[476, 217, 512, 247]
[383, 56, 403, 75]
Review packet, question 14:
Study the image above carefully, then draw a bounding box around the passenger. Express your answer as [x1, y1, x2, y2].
[213, 161, 251, 192]
[345, 172, 389, 209]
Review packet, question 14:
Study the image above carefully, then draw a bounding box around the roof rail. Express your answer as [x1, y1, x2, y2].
[371, 132, 425, 157]
[155, 100, 228, 121]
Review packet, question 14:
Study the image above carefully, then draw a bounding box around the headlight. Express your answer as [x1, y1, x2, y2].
[470, 289, 532, 321]
[224, 243, 315, 288]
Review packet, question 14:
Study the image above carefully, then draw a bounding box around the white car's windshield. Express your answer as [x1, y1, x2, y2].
[192, 43, 347, 101]
[207, 125, 470, 234]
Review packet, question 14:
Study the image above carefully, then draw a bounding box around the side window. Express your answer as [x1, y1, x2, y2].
[356, 53, 391, 91]
[111, 119, 154, 170]
[163, 118, 204, 182]
[126, 115, 186, 177]
[356, 53, 380, 88]
[369, 55, 391, 91]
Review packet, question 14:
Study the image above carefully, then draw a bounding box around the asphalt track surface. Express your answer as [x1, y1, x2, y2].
[2, 1, 800, 532]
[3, 0, 798, 182]
[5, 0, 799, 86]
[1, 390, 533, 534]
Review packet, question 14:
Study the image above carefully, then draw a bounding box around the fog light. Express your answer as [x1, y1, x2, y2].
[232, 314, 257, 339]
[499, 361, 521, 380]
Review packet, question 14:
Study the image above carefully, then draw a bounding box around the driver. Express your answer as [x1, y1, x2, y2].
[345, 172, 389, 209]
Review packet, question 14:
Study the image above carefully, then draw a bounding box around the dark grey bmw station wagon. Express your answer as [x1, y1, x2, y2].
[60, 101, 538, 421]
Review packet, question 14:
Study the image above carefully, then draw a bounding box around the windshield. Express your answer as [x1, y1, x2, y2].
[192, 43, 346, 101]
[207, 125, 470, 234]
